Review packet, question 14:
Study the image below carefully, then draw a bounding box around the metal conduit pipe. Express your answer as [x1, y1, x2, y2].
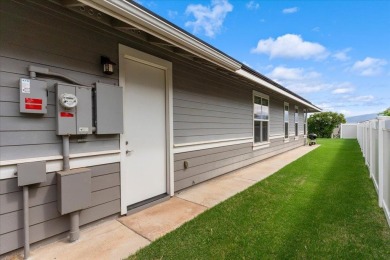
[62, 135, 81, 242]
[23, 186, 30, 259]
[62, 135, 70, 170]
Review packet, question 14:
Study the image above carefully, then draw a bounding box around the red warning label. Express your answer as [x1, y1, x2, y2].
[25, 98, 42, 110]
[25, 98, 42, 104]
[60, 112, 74, 118]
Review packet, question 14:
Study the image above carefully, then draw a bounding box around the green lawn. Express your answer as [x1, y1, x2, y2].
[129, 139, 390, 259]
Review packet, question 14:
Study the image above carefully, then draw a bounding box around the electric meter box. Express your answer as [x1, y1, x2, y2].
[56, 83, 93, 135]
[94, 82, 123, 134]
[19, 78, 47, 114]
[57, 168, 91, 215]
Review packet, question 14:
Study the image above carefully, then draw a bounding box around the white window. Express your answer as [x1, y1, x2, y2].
[303, 109, 307, 136]
[284, 102, 289, 139]
[253, 92, 269, 144]
[295, 106, 299, 137]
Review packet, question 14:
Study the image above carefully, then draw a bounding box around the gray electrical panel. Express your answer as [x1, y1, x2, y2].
[95, 83, 123, 134]
[17, 161, 46, 186]
[56, 83, 93, 135]
[19, 78, 47, 114]
[57, 168, 91, 215]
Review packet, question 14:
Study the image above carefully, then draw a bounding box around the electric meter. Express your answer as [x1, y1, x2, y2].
[59, 93, 78, 109]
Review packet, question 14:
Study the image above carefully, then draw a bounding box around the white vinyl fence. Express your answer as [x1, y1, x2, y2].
[340, 123, 357, 139]
[357, 116, 390, 226]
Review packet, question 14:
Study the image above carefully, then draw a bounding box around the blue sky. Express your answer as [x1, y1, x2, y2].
[136, 0, 389, 117]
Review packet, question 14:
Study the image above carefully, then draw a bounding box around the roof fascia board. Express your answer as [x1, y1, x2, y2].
[79, 0, 241, 71]
[236, 69, 321, 112]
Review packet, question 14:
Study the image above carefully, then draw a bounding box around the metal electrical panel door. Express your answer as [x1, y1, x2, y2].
[95, 83, 123, 134]
[56, 83, 92, 135]
[19, 78, 48, 114]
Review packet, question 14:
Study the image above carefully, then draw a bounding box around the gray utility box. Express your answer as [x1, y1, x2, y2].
[56, 83, 93, 135]
[94, 83, 123, 134]
[19, 78, 47, 114]
[57, 168, 91, 215]
[17, 161, 46, 187]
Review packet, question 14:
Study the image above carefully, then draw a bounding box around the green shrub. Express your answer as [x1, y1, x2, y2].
[308, 112, 346, 138]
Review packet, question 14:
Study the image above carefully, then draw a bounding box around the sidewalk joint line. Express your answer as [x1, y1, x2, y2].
[116, 220, 152, 242]
[174, 196, 210, 209]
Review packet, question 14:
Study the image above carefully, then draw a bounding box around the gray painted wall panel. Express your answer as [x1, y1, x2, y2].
[175, 143, 250, 161]
[175, 137, 303, 191]
[173, 106, 252, 119]
[174, 146, 252, 171]
[91, 173, 120, 192]
[174, 99, 250, 116]
[174, 139, 305, 191]
[174, 133, 252, 144]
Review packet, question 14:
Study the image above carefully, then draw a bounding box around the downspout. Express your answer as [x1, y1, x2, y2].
[62, 135, 81, 242]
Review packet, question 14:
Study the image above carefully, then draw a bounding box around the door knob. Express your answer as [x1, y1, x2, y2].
[126, 150, 134, 155]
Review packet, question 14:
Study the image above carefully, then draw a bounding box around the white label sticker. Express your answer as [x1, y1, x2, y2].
[79, 127, 89, 133]
[21, 79, 31, 94]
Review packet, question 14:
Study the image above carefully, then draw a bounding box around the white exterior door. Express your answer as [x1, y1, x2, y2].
[119, 45, 173, 214]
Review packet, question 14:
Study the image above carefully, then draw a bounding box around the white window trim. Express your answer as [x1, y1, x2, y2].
[284, 102, 289, 142]
[253, 91, 270, 149]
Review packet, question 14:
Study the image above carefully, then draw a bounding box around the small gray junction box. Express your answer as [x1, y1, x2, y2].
[57, 168, 91, 215]
[19, 78, 47, 114]
[17, 161, 46, 187]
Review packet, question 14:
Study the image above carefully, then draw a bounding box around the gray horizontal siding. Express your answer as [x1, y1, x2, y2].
[0, 163, 120, 255]
[174, 137, 305, 191]
[172, 60, 253, 144]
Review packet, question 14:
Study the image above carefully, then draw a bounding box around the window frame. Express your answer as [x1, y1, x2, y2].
[284, 102, 289, 142]
[253, 91, 270, 149]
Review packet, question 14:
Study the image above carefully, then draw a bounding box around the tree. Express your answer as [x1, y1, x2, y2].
[379, 107, 390, 116]
[308, 112, 346, 138]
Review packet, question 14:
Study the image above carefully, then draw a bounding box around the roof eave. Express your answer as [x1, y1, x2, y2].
[78, 0, 242, 71]
[78, 0, 321, 112]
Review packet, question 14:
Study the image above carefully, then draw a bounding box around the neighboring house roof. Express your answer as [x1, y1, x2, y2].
[78, 0, 321, 112]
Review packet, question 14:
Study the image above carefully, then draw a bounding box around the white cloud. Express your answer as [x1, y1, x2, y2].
[332, 87, 354, 94]
[246, 1, 260, 10]
[268, 66, 320, 81]
[267, 66, 325, 94]
[348, 95, 375, 102]
[312, 27, 320, 32]
[331, 82, 354, 94]
[351, 57, 387, 76]
[282, 7, 299, 14]
[185, 0, 233, 37]
[332, 48, 351, 61]
[286, 83, 328, 94]
[251, 34, 328, 59]
[168, 10, 178, 19]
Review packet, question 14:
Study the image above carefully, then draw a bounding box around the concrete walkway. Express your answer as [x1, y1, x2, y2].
[27, 145, 318, 260]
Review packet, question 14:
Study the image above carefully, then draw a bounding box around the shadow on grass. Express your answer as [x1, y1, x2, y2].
[273, 139, 390, 259]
